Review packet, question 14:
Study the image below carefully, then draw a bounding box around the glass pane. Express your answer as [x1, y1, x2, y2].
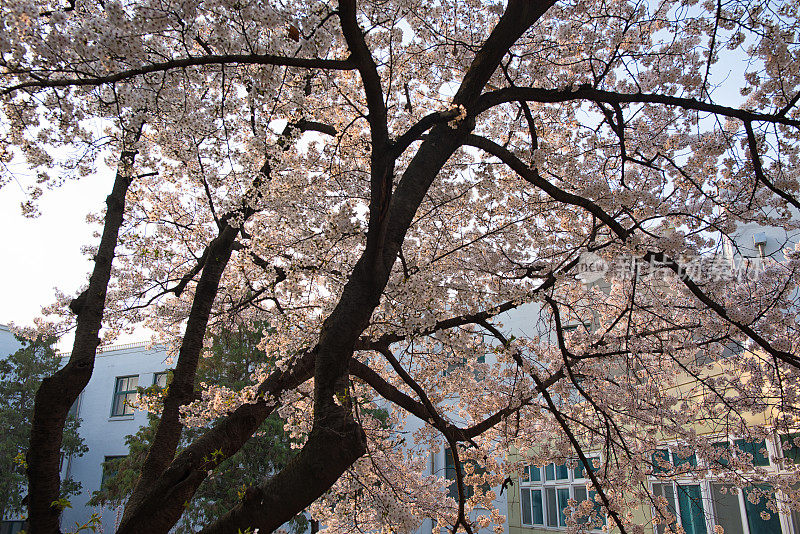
[101, 455, 125, 488]
[711, 484, 745, 534]
[712, 442, 730, 467]
[154, 372, 168, 388]
[674, 451, 698, 469]
[575, 461, 585, 479]
[781, 434, 800, 464]
[112, 393, 127, 416]
[531, 465, 541, 482]
[521, 488, 532, 525]
[118, 375, 138, 392]
[556, 463, 569, 480]
[677, 484, 707, 534]
[532, 489, 544, 525]
[546, 463, 556, 481]
[575, 486, 588, 525]
[558, 488, 570, 527]
[575, 457, 600, 479]
[743, 487, 783, 534]
[445, 447, 457, 500]
[589, 491, 607, 526]
[735, 439, 770, 467]
[443, 448, 477, 500]
[522, 465, 530, 482]
[653, 449, 671, 474]
[653, 483, 678, 534]
[546, 487, 558, 527]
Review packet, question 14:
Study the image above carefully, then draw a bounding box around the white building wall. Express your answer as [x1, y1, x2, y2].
[59, 343, 170, 533]
[723, 213, 800, 262]
[0, 324, 23, 356]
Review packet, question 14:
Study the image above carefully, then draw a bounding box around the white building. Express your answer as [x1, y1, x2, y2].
[0, 326, 170, 534]
[58, 342, 170, 533]
[0, 324, 516, 534]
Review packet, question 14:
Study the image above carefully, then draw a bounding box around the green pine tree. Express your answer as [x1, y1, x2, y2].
[0, 334, 87, 519]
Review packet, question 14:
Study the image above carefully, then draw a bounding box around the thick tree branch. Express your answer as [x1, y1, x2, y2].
[116, 350, 315, 534]
[477, 86, 800, 129]
[743, 120, 800, 210]
[391, 109, 461, 157]
[2, 54, 356, 96]
[641, 251, 800, 369]
[133, 3, 558, 532]
[338, 0, 395, 269]
[463, 134, 630, 240]
[121, 222, 244, 528]
[385, 0, 558, 273]
[27, 148, 137, 534]
[197, 415, 365, 534]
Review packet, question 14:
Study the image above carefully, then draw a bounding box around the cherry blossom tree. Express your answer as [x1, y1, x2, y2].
[2, 0, 800, 533]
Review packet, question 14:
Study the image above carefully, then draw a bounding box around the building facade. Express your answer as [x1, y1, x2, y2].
[58, 342, 170, 533]
[506, 221, 800, 534]
[0, 326, 170, 534]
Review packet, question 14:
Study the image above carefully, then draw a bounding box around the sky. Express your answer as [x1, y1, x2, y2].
[0, 167, 114, 349]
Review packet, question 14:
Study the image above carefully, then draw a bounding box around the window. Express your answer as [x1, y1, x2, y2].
[707, 484, 785, 534]
[652, 482, 707, 534]
[153, 371, 170, 389]
[520, 458, 605, 530]
[705, 438, 769, 469]
[100, 455, 126, 489]
[111, 375, 138, 416]
[0, 521, 28, 534]
[650, 448, 698, 475]
[780, 434, 800, 464]
[445, 446, 489, 500]
[648, 439, 799, 534]
[734, 439, 770, 467]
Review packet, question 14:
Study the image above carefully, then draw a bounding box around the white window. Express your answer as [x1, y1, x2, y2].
[519, 458, 605, 530]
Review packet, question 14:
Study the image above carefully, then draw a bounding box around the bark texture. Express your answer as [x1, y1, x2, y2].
[26, 152, 135, 534]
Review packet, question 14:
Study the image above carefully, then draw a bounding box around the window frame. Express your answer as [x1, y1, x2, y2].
[648, 436, 800, 534]
[519, 458, 605, 531]
[110, 375, 139, 417]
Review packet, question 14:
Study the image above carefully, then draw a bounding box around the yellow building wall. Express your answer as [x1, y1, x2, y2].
[504, 351, 795, 534]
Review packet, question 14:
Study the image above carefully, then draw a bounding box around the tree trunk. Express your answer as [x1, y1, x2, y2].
[26, 151, 136, 534]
